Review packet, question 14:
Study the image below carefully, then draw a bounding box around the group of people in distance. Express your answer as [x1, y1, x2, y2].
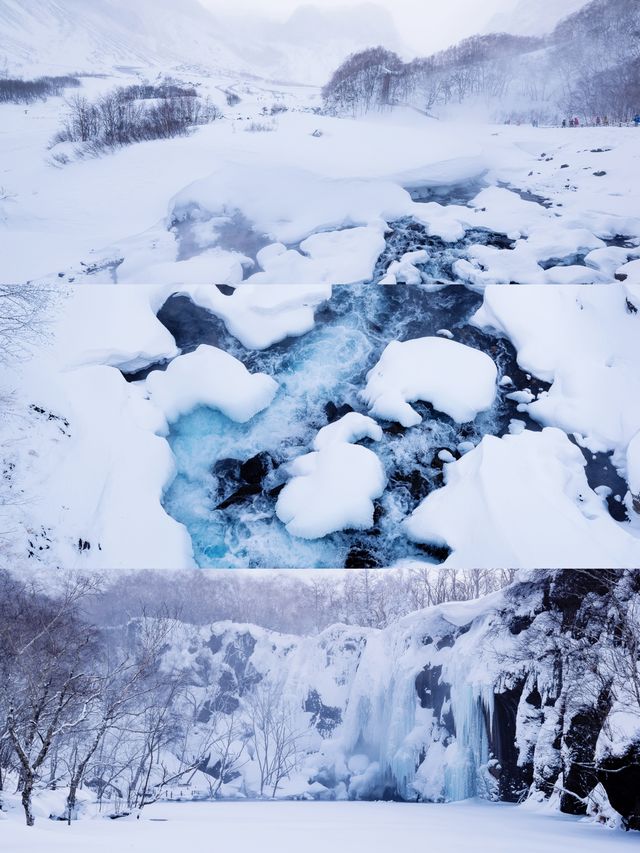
[562, 115, 640, 127]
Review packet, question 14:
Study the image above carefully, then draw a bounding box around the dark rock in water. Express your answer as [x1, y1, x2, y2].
[216, 285, 235, 296]
[431, 449, 459, 471]
[240, 452, 273, 485]
[415, 542, 452, 563]
[216, 484, 261, 510]
[324, 401, 355, 423]
[436, 634, 455, 650]
[344, 547, 381, 569]
[389, 469, 429, 501]
[598, 747, 640, 831]
[384, 422, 407, 436]
[213, 458, 243, 479]
[268, 483, 286, 499]
[157, 293, 232, 354]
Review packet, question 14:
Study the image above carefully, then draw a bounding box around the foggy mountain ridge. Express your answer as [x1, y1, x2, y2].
[0, 0, 407, 84]
[485, 0, 592, 37]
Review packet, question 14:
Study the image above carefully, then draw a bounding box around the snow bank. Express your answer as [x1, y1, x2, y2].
[403, 428, 640, 569]
[276, 414, 385, 539]
[363, 337, 498, 426]
[170, 164, 410, 248]
[146, 345, 278, 425]
[473, 285, 640, 453]
[48, 285, 179, 373]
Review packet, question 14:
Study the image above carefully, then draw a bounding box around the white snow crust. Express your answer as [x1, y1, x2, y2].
[363, 337, 498, 426]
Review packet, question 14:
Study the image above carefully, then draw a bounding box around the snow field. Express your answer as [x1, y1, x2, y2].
[1, 800, 637, 853]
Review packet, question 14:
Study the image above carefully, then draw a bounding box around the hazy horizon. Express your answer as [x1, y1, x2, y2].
[200, 0, 526, 55]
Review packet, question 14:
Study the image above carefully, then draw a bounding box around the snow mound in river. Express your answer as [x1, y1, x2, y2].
[186, 284, 333, 350]
[276, 414, 386, 539]
[362, 337, 498, 426]
[146, 345, 278, 425]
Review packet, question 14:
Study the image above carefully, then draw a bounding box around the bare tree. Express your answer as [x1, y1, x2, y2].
[0, 574, 102, 825]
[0, 284, 53, 365]
[246, 681, 303, 797]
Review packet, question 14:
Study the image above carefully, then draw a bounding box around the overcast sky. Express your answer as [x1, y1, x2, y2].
[201, 0, 519, 54]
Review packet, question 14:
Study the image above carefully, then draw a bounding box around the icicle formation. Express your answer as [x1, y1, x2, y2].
[444, 683, 495, 801]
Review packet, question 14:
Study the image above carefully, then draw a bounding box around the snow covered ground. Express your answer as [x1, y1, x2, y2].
[0, 799, 637, 853]
[1, 68, 639, 285]
[1, 283, 639, 570]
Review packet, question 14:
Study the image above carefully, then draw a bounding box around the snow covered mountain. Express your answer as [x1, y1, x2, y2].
[486, 0, 591, 37]
[0, 0, 243, 74]
[0, 0, 406, 84]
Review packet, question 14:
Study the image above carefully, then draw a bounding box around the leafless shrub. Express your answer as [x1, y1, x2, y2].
[244, 121, 276, 133]
[52, 89, 222, 159]
[0, 76, 81, 104]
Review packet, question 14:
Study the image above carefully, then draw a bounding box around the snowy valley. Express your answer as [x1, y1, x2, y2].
[0, 0, 638, 285]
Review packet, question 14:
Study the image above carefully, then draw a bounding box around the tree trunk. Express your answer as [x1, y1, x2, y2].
[21, 777, 35, 827]
[67, 780, 78, 825]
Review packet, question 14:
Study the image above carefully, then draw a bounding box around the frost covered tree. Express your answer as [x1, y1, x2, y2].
[0, 572, 102, 825]
[0, 284, 52, 365]
[246, 681, 303, 797]
[322, 47, 404, 115]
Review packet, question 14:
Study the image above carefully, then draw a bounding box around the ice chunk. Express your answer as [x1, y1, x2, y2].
[363, 337, 497, 426]
[146, 345, 278, 425]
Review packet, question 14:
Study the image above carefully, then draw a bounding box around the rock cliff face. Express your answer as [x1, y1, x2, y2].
[146, 570, 640, 828]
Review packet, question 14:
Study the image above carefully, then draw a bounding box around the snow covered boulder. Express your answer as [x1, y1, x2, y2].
[184, 284, 332, 349]
[146, 345, 278, 425]
[362, 337, 497, 427]
[276, 414, 385, 539]
[403, 427, 640, 569]
[313, 412, 384, 450]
